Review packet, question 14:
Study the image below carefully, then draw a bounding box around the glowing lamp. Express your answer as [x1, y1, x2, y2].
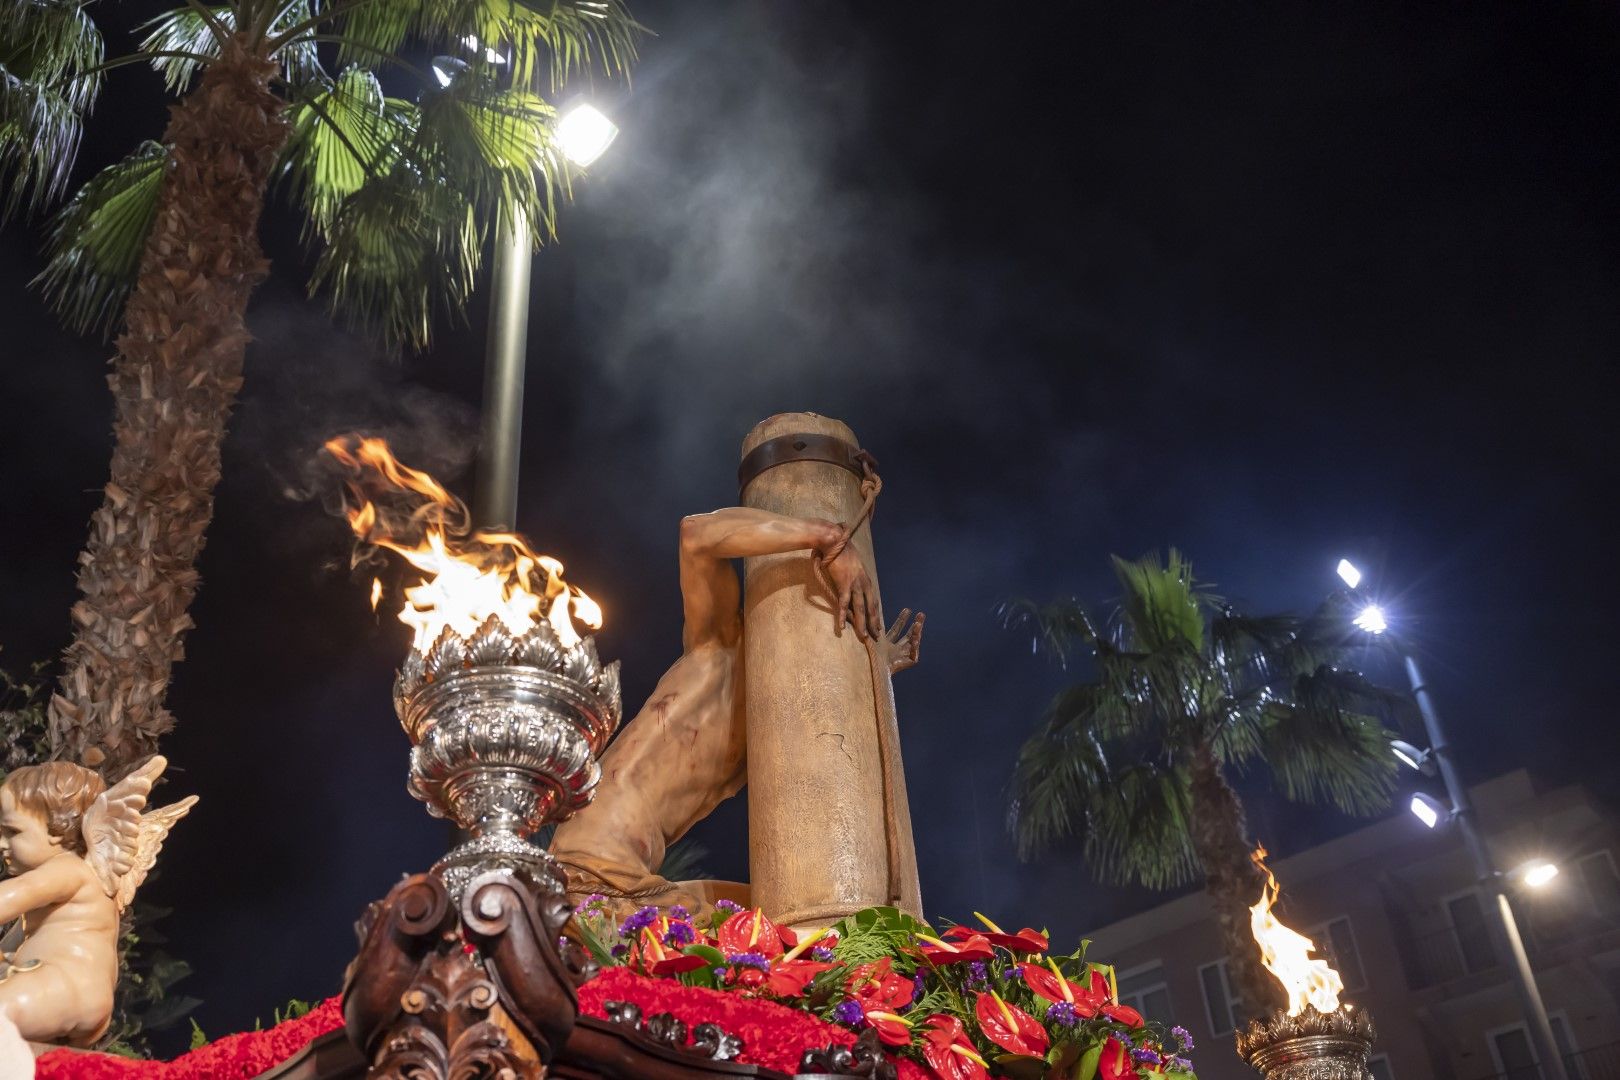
[1410, 793, 1447, 829]
[1390, 739, 1432, 773]
[1353, 605, 1387, 635]
[1336, 559, 1363, 589]
[555, 103, 618, 167]
[1522, 862, 1559, 888]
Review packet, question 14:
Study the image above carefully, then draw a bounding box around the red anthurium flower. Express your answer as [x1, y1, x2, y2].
[918, 932, 995, 965]
[717, 908, 787, 960]
[1098, 1037, 1140, 1080]
[846, 958, 915, 1011]
[864, 1009, 915, 1047]
[973, 992, 1049, 1057]
[922, 1014, 989, 1080]
[1020, 960, 1095, 1014]
[1103, 1002, 1143, 1026]
[763, 959, 836, 998]
[635, 926, 709, 976]
[946, 914, 1050, 954]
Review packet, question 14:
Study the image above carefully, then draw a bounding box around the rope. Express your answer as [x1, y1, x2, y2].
[810, 454, 912, 910]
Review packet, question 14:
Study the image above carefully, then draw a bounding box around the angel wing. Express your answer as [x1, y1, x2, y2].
[81, 755, 197, 909]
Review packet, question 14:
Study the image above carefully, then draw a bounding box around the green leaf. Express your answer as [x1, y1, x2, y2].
[33, 140, 169, 337]
[1073, 1040, 1103, 1080]
[994, 1053, 1050, 1080]
[572, 917, 620, 969]
[188, 1018, 208, 1050]
[0, 0, 103, 217]
[279, 67, 413, 232]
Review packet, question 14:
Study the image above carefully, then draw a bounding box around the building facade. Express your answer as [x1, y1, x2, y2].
[1084, 771, 1620, 1080]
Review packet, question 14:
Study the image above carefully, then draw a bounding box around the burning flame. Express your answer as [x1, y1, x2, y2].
[325, 436, 601, 650]
[1250, 844, 1343, 1015]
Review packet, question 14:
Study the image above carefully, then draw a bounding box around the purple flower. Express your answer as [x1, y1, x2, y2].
[618, 905, 659, 937]
[833, 1000, 865, 1026]
[1171, 1026, 1193, 1051]
[911, 972, 927, 1003]
[726, 951, 771, 971]
[1171, 1057, 1194, 1072]
[812, 946, 837, 962]
[1132, 1049, 1162, 1067]
[1005, 964, 1023, 981]
[1044, 1001, 1078, 1027]
[610, 943, 628, 958]
[966, 960, 988, 987]
[716, 899, 745, 913]
[670, 905, 691, 920]
[665, 921, 696, 946]
[578, 893, 608, 915]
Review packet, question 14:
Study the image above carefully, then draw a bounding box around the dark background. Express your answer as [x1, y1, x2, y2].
[2, 0, 1617, 1051]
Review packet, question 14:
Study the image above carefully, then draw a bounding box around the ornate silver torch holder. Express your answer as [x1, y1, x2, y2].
[1237, 1006, 1377, 1080]
[393, 614, 622, 902]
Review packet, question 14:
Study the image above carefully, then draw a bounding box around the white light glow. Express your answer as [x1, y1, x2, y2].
[432, 63, 454, 88]
[1410, 793, 1444, 829]
[1354, 604, 1388, 634]
[1390, 739, 1427, 771]
[1336, 559, 1363, 589]
[1523, 862, 1559, 888]
[462, 34, 508, 64]
[555, 103, 618, 167]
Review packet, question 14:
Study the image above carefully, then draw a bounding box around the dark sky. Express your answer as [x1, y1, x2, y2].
[2, 0, 1617, 1053]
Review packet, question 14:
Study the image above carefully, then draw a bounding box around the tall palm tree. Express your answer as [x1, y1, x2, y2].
[1002, 551, 1399, 1016]
[2, 0, 639, 778]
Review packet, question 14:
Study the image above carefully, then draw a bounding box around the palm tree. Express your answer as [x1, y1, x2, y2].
[2, 0, 639, 778]
[1001, 551, 1399, 1016]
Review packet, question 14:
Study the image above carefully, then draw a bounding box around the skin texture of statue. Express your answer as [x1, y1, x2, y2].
[0, 756, 195, 1047]
[548, 507, 921, 919]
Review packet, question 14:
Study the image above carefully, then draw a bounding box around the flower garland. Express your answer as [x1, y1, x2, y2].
[572, 900, 1197, 1080]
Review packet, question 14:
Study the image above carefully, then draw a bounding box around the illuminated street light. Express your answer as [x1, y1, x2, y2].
[1521, 862, 1560, 888]
[1409, 792, 1448, 829]
[1390, 738, 1434, 774]
[555, 103, 619, 167]
[462, 34, 508, 64]
[1336, 559, 1363, 589]
[1353, 604, 1388, 634]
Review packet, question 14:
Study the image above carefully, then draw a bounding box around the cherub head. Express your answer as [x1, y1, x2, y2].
[0, 762, 105, 873]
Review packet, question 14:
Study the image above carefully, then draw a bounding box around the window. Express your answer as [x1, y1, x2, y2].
[1116, 963, 1172, 1025]
[1487, 1015, 1581, 1080]
[1198, 960, 1245, 1037]
[1309, 916, 1367, 993]
[1368, 1054, 1394, 1080]
[1576, 851, 1620, 918]
[1446, 891, 1497, 974]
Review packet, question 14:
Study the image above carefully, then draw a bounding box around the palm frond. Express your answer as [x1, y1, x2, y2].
[278, 66, 412, 231]
[33, 140, 169, 336]
[1082, 762, 1198, 890]
[308, 164, 479, 350]
[140, 4, 319, 93]
[333, 0, 641, 91]
[1259, 666, 1400, 815]
[996, 595, 1099, 668]
[1008, 688, 1111, 860]
[0, 0, 104, 218]
[657, 839, 708, 882]
[1110, 549, 1213, 654]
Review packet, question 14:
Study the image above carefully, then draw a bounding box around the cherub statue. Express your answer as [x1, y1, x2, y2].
[0, 756, 196, 1046]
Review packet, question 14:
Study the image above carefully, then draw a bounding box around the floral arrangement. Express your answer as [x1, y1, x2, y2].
[571, 899, 1197, 1080]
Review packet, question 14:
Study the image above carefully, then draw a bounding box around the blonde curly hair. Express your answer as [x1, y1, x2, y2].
[1, 762, 104, 854]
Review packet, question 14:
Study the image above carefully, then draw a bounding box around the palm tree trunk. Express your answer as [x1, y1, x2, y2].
[47, 38, 289, 779]
[1187, 740, 1285, 1019]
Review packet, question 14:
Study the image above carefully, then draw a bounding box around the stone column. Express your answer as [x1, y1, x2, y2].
[740, 412, 922, 930]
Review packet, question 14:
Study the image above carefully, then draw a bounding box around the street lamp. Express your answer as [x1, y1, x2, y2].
[1336, 559, 1568, 1080]
[473, 97, 618, 530]
[1390, 738, 1435, 774]
[1521, 862, 1560, 889]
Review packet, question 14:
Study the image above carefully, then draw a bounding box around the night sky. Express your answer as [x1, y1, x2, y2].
[2, 0, 1617, 1053]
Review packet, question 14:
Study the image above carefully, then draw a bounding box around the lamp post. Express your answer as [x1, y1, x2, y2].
[471, 102, 619, 529]
[1337, 560, 1568, 1080]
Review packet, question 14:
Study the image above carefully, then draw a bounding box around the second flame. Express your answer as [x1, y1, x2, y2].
[326, 436, 601, 651]
[1250, 844, 1343, 1016]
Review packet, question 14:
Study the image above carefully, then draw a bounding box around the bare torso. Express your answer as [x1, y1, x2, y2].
[1, 854, 119, 1045]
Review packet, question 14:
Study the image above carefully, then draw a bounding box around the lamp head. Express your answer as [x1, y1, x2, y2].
[1521, 861, 1559, 888]
[1354, 604, 1388, 635]
[1336, 559, 1363, 590]
[555, 103, 618, 167]
[1410, 792, 1448, 829]
[1390, 739, 1435, 775]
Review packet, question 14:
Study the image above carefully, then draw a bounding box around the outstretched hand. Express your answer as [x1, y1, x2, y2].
[882, 609, 925, 674]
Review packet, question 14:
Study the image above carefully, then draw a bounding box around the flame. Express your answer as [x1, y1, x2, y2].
[1250, 844, 1343, 1015]
[324, 436, 601, 650]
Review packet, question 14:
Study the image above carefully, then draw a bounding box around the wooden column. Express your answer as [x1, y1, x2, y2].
[740, 413, 922, 930]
